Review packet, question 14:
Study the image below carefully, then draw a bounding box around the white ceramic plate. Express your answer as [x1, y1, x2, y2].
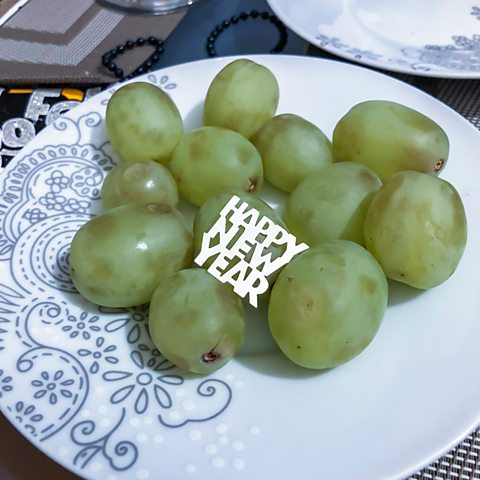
[0, 55, 480, 480]
[267, 0, 480, 78]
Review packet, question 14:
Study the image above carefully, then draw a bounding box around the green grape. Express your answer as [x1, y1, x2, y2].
[251, 113, 334, 192]
[193, 190, 287, 289]
[106, 82, 183, 164]
[101, 161, 178, 210]
[364, 171, 467, 289]
[168, 126, 263, 206]
[284, 162, 382, 246]
[149, 268, 245, 374]
[268, 240, 388, 369]
[69, 203, 193, 307]
[332, 100, 449, 182]
[203, 59, 280, 138]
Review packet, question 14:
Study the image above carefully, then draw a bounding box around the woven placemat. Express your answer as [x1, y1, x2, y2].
[412, 435, 480, 480]
[0, 0, 185, 84]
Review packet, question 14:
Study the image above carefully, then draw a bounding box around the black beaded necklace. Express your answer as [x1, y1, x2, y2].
[206, 10, 288, 57]
[101, 11, 288, 82]
[102, 36, 165, 82]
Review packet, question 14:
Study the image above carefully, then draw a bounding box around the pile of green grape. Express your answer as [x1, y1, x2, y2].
[69, 58, 468, 374]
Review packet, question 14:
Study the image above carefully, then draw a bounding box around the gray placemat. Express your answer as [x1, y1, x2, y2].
[0, 0, 185, 84]
[412, 434, 480, 480]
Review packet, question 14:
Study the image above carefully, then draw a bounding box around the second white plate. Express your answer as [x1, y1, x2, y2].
[267, 0, 480, 78]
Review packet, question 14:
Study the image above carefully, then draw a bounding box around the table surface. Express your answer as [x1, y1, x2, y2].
[1, 2, 480, 480]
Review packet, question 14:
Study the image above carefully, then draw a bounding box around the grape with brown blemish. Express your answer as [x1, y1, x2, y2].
[149, 268, 245, 374]
[332, 100, 449, 182]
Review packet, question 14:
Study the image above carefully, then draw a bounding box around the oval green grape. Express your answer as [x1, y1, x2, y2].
[268, 240, 388, 369]
[69, 203, 193, 307]
[149, 268, 245, 374]
[168, 126, 263, 207]
[364, 171, 467, 289]
[204, 59, 280, 138]
[284, 162, 382, 246]
[332, 100, 449, 182]
[101, 161, 178, 210]
[106, 82, 184, 164]
[252, 113, 334, 192]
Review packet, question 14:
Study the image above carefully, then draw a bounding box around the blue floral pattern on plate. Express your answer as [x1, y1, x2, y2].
[0, 72, 234, 479]
[315, 6, 480, 75]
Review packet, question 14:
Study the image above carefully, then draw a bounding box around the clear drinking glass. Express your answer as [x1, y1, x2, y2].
[97, 0, 200, 15]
